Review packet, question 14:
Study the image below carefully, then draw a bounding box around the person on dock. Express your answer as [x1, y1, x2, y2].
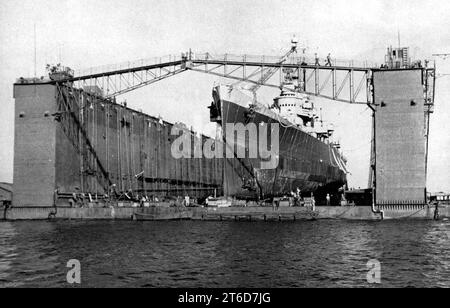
[311, 193, 316, 211]
[340, 193, 347, 206]
[314, 53, 320, 66]
[140, 195, 146, 208]
[109, 184, 118, 199]
[325, 53, 332, 66]
[184, 195, 190, 207]
[295, 188, 302, 207]
[326, 193, 331, 206]
[53, 187, 59, 207]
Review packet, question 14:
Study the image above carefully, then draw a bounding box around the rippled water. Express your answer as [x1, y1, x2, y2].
[0, 219, 449, 288]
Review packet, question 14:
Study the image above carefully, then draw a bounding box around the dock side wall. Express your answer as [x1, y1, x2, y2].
[4, 205, 449, 221]
[373, 69, 427, 204]
[13, 83, 223, 208]
[13, 84, 57, 207]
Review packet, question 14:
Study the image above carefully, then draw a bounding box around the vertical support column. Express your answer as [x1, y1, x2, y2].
[117, 107, 122, 193]
[349, 69, 354, 103]
[106, 102, 109, 194]
[93, 96, 98, 197]
[224, 54, 228, 76]
[314, 68, 319, 95]
[79, 91, 85, 193]
[243, 55, 247, 80]
[332, 69, 336, 99]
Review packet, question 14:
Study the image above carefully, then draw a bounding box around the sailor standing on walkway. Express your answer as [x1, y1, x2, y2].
[325, 53, 332, 66]
[314, 53, 320, 66]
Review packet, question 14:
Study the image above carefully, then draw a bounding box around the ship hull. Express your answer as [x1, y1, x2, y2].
[214, 86, 347, 201]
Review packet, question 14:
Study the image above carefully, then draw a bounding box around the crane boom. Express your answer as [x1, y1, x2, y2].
[249, 38, 298, 92]
[233, 38, 298, 92]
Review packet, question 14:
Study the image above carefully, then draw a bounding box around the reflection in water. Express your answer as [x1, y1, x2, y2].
[362, 221, 450, 288]
[421, 222, 450, 288]
[0, 222, 17, 286]
[318, 221, 379, 287]
[0, 221, 62, 287]
[0, 220, 448, 287]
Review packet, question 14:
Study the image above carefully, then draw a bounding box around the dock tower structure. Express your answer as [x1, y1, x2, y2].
[370, 47, 435, 206]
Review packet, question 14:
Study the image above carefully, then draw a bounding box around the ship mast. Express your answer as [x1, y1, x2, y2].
[232, 37, 299, 97]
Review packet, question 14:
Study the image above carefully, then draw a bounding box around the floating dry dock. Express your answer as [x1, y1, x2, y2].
[8, 47, 439, 220]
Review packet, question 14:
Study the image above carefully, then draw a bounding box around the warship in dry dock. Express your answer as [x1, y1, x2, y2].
[209, 83, 348, 202]
[202, 38, 347, 203]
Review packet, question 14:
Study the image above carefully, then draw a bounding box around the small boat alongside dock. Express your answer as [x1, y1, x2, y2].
[196, 206, 318, 222]
[133, 205, 318, 222]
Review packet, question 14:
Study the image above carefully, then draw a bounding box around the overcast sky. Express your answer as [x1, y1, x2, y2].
[1, 0, 449, 192]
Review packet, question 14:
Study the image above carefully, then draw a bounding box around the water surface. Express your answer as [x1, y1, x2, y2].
[0, 219, 448, 287]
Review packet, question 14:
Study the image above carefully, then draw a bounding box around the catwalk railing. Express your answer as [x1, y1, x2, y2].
[63, 52, 381, 104]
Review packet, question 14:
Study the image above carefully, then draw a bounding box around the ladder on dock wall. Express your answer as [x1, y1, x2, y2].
[55, 83, 112, 193]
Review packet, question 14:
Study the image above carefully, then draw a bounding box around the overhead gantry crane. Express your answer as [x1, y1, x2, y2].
[44, 39, 436, 108]
[39, 41, 380, 200]
[46, 44, 385, 105]
[46, 42, 436, 167]
[44, 42, 436, 157]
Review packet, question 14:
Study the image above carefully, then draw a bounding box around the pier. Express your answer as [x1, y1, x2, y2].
[3, 203, 449, 221]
